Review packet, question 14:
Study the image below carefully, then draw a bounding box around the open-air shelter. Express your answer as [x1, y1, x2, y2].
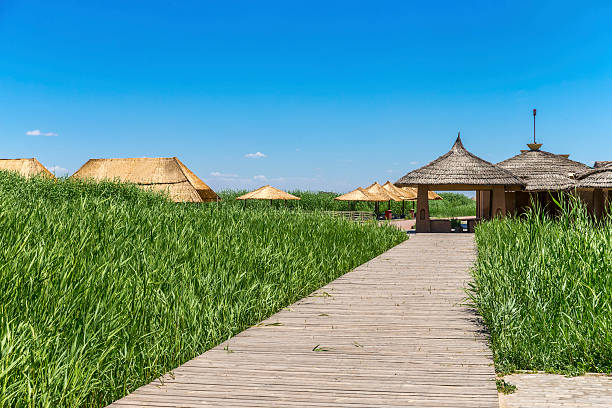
[236, 185, 300, 207]
[395, 135, 523, 232]
[575, 163, 612, 219]
[0, 158, 55, 179]
[71, 157, 219, 202]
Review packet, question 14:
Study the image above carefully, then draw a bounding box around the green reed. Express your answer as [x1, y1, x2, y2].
[470, 194, 612, 374]
[0, 171, 406, 407]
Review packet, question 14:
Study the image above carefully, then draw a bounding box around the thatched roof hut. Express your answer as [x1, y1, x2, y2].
[497, 145, 590, 191]
[395, 135, 522, 189]
[575, 166, 612, 189]
[594, 161, 612, 168]
[0, 158, 54, 178]
[236, 185, 300, 200]
[71, 157, 219, 202]
[335, 187, 381, 202]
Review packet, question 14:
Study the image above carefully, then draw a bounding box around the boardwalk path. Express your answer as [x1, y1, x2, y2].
[110, 234, 498, 407]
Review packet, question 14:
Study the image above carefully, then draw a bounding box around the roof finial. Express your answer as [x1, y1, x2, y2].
[527, 108, 543, 151]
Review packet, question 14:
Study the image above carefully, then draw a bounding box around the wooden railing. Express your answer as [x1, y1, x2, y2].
[324, 211, 376, 222]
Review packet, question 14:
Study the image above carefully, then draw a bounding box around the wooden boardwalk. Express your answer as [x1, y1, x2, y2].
[110, 234, 498, 407]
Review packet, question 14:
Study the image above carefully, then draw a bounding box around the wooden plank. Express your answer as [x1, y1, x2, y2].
[109, 234, 498, 407]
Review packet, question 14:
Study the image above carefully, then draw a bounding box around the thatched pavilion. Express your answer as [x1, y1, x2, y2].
[71, 157, 219, 202]
[575, 163, 612, 219]
[0, 158, 54, 178]
[395, 135, 523, 232]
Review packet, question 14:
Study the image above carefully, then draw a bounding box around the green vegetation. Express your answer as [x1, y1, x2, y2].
[496, 379, 517, 394]
[470, 196, 612, 375]
[0, 171, 407, 407]
[218, 190, 476, 218]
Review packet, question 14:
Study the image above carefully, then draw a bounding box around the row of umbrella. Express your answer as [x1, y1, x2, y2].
[234, 183, 442, 215]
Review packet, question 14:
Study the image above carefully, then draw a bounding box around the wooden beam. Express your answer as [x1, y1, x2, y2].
[491, 186, 507, 217]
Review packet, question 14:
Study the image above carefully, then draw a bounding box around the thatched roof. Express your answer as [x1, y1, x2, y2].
[236, 185, 300, 200]
[395, 136, 522, 188]
[382, 181, 417, 200]
[400, 187, 443, 200]
[594, 161, 612, 168]
[0, 158, 54, 178]
[575, 167, 612, 189]
[364, 182, 402, 201]
[497, 146, 590, 191]
[335, 187, 381, 202]
[71, 157, 219, 202]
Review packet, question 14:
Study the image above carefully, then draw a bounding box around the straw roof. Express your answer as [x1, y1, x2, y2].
[236, 185, 300, 200]
[364, 182, 403, 201]
[400, 187, 443, 200]
[335, 187, 381, 202]
[594, 161, 612, 168]
[382, 181, 417, 200]
[575, 167, 612, 189]
[497, 146, 590, 191]
[395, 135, 522, 188]
[0, 158, 54, 178]
[71, 157, 219, 202]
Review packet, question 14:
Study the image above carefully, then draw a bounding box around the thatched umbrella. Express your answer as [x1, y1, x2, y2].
[401, 187, 443, 201]
[0, 158, 55, 178]
[71, 157, 219, 202]
[364, 182, 402, 214]
[334, 187, 381, 210]
[395, 135, 523, 232]
[236, 185, 300, 207]
[382, 181, 415, 217]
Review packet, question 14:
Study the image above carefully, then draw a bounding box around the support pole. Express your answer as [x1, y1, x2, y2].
[416, 185, 431, 233]
[491, 186, 507, 218]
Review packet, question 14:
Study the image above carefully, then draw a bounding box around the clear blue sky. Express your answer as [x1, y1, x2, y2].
[1, 1, 611, 192]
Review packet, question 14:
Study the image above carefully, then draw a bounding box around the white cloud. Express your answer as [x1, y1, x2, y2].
[48, 166, 69, 176]
[244, 151, 266, 159]
[26, 129, 58, 137]
[210, 171, 238, 178]
[409, 161, 419, 165]
[253, 175, 267, 181]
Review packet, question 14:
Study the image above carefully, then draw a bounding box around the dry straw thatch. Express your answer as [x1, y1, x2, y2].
[400, 187, 443, 200]
[0, 158, 54, 179]
[575, 166, 612, 189]
[382, 181, 417, 200]
[236, 185, 300, 200]
[395, 135, 522, 187]
[335, 187, 381, 202]
[594, 161, 612, 168]
[364, 182, 402, 201]
[497, 146, 590, 191]
[71, 157, 219, 202]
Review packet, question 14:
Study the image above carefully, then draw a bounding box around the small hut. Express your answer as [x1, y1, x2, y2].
[0, 158, 54, 178]
[496, 144, 590, 216]
[71, 157, 219, 202]
[575, 164, 612, 218]
[395, 135, 522, 232]
[236, 185, 300, 206]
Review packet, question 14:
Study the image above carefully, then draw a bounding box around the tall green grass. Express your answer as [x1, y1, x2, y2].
[0, 171, 407, 407]
[218, 190, 475, 218]
[470, 195, 612, 374]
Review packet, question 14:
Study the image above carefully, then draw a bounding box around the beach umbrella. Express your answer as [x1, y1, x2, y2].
[236, 185, 300, 207]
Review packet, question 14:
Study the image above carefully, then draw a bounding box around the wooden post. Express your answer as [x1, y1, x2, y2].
[604, 190, 610, 217]
[593, 188, 604, 220]
[475, 191, 481, 218]
[401, 200, 405, 218]
[491, 186, 507, 218]
[416, 185, 431, 233]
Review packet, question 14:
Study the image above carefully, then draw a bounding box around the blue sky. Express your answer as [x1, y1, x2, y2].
[1, 1, 611, 192]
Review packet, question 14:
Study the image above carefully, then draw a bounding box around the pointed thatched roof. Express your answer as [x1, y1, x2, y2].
[395, 136, 522, 188]
[0, 158, 54, 178]
[497, 146, 590, 191]
[236, 185, 300, 200]
[335, 187, 381, 202]
[364, 182, 403, 201]
[382, 181, 417, 200]
[575, 166, 612, 189]
[71, 157, 219, 202]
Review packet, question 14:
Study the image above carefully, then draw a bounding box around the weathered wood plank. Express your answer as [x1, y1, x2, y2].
[109, 233, 498, 407]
